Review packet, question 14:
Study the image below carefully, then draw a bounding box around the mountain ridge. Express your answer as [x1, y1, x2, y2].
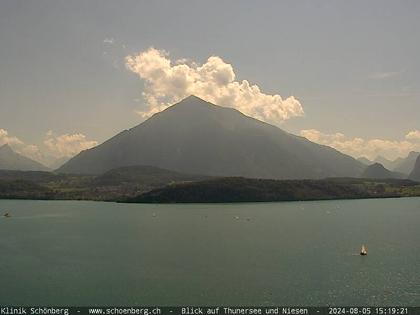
[393, 151, 420, 175]
[0, 144, 49, 171]
[408, 155, 420, 182]
[361, 162, 404, 179]
[58, 95, 364, 179]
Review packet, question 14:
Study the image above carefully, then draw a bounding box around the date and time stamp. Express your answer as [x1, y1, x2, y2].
[327, 307, 410, 315]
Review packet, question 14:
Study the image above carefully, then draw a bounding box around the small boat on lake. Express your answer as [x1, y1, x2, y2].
[360, 244, 367, 256]
[3, 212, 11, 218]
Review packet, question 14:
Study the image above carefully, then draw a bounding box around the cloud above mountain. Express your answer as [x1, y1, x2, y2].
[300, 129, 420, 160]
[43, 131, 98, 160]
[0, 128, 97, 167]
[125, 47, 304, 124]
[0, 129, 24, 147]
[405, 130, 420, 141]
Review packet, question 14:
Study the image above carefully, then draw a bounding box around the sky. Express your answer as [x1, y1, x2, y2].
[0, 0, 419, 166]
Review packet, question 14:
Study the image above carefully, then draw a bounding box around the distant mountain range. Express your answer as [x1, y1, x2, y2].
[58, 96, 365, 179]
[361, 163, 404, 179]
[373, 155, 403, 171]
[357, 151, 420, 176]
[393, 151, 420, 175]
[0, 144, 49, 171]
[357, 157, 373, 165]
[409, 155, 420, 181]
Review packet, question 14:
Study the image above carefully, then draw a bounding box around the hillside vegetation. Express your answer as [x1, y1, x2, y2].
[127, 177, 420, 203]
[0, 166, 208, 201]
[1, 167, 419, 203]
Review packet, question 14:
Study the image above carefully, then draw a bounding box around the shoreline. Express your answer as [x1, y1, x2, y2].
[1, 194, 419, 205]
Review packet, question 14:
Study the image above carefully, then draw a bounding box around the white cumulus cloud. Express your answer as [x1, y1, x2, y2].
[0, 128, 24, 147]
[43, 131, 98, 160]
[125, 47, 304, 124]
[300, 129, 420, 161]
[405, 130, 420, 141]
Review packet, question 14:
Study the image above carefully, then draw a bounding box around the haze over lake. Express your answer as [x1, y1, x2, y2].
[1, 198, 419, 306]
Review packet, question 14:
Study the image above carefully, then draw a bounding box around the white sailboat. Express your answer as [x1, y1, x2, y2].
[360, 244, 367, 256]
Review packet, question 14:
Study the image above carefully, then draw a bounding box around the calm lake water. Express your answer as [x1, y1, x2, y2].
[0, 198, 419, 306]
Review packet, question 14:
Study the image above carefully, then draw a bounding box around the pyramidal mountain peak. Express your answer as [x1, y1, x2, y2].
[157, 95, 237, 115]
[179, 94, 207, 103]
[58, 96, 364, 178]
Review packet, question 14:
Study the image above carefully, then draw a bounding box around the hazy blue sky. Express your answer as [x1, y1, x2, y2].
[0, 0, 419, 164]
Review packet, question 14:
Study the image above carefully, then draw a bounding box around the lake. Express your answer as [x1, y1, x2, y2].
[0, 198, 419, 306]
